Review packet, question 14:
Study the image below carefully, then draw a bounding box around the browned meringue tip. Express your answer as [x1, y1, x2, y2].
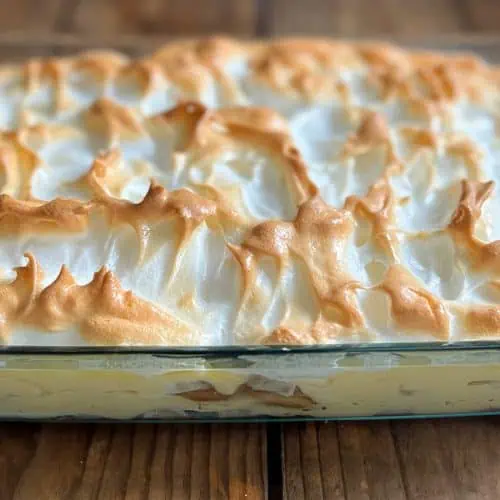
[1, 254, 199, 345]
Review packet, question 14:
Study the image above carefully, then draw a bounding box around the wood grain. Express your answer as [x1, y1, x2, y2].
[0, 424, 267, 500]
[337, 422, 406, 500]
[392, 418, 500, 499]
[464, 0, 500, 32]
[69, 0, 256, 36]
[0, 0, 67, 33]
[281, 418, 500, 499]
[1, 0, 500, 39]
[282, 423, 344, 499]
[283, 423, 406, 500]
[6, 0, 499, 41]
[270, 0, 466, 37]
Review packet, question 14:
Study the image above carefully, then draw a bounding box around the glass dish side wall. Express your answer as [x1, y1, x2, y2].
[2, 348, 500, 421]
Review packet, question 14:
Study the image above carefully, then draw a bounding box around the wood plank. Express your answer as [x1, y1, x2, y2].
[1, 0, 497, 41]
[392, 420, 461, 499]
[270, 0, 465, 37]
[393, 418, 500, 500]
[0, 424, 40, 500]
[0, 423, 267, 500]
[270, 0, 391, 37]
[8, 425, 92, 500]
[282, 422, 405, 500]
[435, 418, 500, 498]
[337, 422, 406, 500]
[0, 0, 68, 33]
[377, 0, 467, 36]
[464, 0, 500, 31]
[282, 419, 500, 499]
[68, 0, 256, 37]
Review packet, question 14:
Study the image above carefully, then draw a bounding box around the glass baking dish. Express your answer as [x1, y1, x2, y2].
[3, 344, 500, 421]
[2, 35, 500, 421]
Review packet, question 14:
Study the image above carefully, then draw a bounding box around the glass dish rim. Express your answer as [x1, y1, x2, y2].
[2, 341, 500, 357]
[2, 36, 500, 358]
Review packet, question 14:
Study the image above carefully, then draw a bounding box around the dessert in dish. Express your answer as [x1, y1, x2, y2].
[4, 349, 500, 419]
[4, 38, 500, 422]
[2, 37, 500, 347]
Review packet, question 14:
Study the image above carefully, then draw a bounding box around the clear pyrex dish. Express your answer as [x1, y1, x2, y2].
[3, 35, 500, 421]
[3, 344, 500, 421]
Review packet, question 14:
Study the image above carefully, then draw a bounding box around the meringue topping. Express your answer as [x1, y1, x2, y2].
[2, 37, 500, 345]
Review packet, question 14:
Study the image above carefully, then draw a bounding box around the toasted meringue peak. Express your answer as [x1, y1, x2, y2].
[1, 37, 500, 345]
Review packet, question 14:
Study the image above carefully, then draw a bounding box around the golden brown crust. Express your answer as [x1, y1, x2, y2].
[250, 38, 361, 102]
[151, 36, 244, 97]
[376, 265, 449, 339]
[462, 306, 500, 337]
[0, 37, 495, 115]
[0, 254, 198, 345]
[448, 180, 500, 273]
[233, 196, 364, 342]
[345, 179, 398, 258]
[0, 254, 41, 342]
[1, 100, 315, 235]
[0, 195, 92, 233]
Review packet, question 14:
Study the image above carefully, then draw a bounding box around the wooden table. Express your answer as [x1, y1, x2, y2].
[2, 1, 500, 498]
